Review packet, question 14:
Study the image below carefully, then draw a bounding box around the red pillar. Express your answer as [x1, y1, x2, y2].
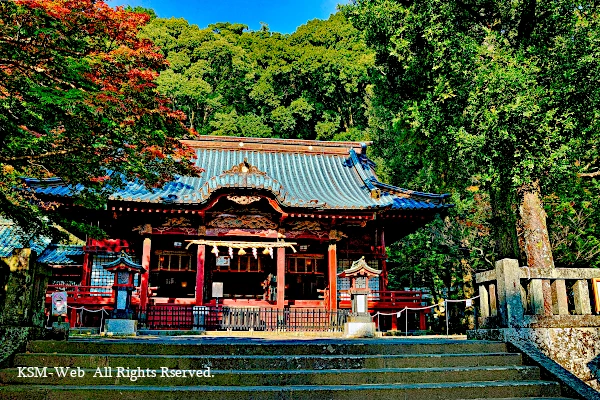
[81, 249, 91, 286]
[276, 247, 285, 309]
[69, 307, 77, 328]
[195, 244, 205, 305]
[380, 228, 388, 291]
[419, 311, 426, 330]
[140, 237, 151, 310]
[328, 243, 337, 311]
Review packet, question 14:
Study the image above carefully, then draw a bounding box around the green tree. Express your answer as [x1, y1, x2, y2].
[344, 0, 600, 271]
[139, 14, 375, 141]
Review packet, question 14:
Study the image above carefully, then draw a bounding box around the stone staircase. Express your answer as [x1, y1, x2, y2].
[0, 337, 578, 399]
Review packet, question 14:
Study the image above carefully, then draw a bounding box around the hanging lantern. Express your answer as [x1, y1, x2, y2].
[238, 248, 247, 256]
[211, 245, 219, 256]
[262, 247, 270, 255]
[228, 247, 234, 258]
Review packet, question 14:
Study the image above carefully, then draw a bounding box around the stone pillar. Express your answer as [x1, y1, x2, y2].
[328, 243, 337, 311]
[139, 238, 151, 310]
[551, 280, 569, 315]
[195, 245, 205, 306]
[0, 248, 49, 328]
[495, 258, 524, 327]
[528, 279, 544, 315]
[542, 279, 553, 315]
[478, 284, 490, 319]
[489, 283, 498, 317]
[276, 247, 285, 309]
[573, 279, 592, 315]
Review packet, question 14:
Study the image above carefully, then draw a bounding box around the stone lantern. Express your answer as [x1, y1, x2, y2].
[338, 256, 381, 337]
[102, 253, 144, 335]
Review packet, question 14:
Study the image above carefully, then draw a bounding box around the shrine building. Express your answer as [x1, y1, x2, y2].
[21, 136, 451, 330]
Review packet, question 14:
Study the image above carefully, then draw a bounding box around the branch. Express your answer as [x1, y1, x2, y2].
[578, 170, 600, 178]
[1, 150, 70, 162]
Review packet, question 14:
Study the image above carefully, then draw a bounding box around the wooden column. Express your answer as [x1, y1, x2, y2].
[277, 247, 286, 309]
[140, 237, 151, 310]
[81, 249, 91, 286]
[419, 311, 426, 330]
[328, 243, 338, 311]
[195, 245, 205, 306]
[380, 228, 388, 291]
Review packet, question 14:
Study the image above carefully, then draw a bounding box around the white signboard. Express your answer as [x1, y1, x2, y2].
[216, 256, 230, 267]
[212, 282, 224, 298]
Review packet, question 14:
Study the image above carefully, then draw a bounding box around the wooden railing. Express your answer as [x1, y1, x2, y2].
[45, 285, 141, 301]
[338, 290, 424, 308]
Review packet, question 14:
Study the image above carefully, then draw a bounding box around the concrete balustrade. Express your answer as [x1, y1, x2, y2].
[475, 259, 600, 328]
[472, 258, 600, 391]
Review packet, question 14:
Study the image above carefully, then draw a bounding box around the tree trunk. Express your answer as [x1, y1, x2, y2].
[518, 181, 555, 269]
[490, 182, 520, 260]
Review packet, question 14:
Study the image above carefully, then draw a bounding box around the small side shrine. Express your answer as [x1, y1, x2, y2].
[338, 257, 381, 337]
[102, 253, 144, 335]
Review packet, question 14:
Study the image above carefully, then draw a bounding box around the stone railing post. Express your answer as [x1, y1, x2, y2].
[495, 259, 524, 328]
[551, 280, 569, 315]
[573, 279, 592, 315]
[478, 284, 490, 319]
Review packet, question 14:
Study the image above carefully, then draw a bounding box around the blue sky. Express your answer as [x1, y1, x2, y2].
[107, 0, 350, 34]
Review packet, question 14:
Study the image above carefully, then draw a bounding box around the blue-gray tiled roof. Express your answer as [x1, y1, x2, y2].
[25, 137, 451, 212]
[0, 221, 51, 258]
[37, 245, 84, 265]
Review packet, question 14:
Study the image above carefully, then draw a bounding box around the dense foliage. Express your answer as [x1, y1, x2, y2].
[2, 0, 600, 302]
[138, 14, 374, 141]
[0, 0, 198, 237]
[340, 0, 600, 297]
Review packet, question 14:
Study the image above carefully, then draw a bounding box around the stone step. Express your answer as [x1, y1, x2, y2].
[0, 366, 540, 386]
[13, 352, 523, 370]
[26, 339, 508, 356]
[0, 380, 562, 400]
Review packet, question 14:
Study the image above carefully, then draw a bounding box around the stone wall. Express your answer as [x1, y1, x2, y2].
[0, 248, 51, 365]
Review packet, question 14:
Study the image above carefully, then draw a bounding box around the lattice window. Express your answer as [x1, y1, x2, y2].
[337, 259, 380, 300]
[286, 255, 324, 274]
[90, 253, 140, 296]
[155, 250, 194, 272]
[215, 255, 266, 273]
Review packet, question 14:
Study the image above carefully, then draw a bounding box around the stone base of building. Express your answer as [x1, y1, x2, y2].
[103, 319, 137, 336]
[344, 322, 376, 338]
[468, 327, 600, 392]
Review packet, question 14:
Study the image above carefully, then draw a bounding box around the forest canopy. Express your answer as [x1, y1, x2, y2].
[1, 0, 600, 302]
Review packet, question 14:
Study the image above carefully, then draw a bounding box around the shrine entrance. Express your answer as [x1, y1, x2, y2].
[208, 252, 276, 301]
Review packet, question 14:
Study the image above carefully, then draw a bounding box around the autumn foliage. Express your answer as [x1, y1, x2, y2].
[0, 0, 199, 234]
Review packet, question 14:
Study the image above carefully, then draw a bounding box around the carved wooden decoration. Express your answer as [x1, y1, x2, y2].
[286, 220, 325, 231]
[208, 215, 277, 230]
[329, 229, 348, 241]
[223, 158, 267, 176]
[162, 217, 192, 227]
[227, 195, 261, 205]
[132, 224, 152, 235]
